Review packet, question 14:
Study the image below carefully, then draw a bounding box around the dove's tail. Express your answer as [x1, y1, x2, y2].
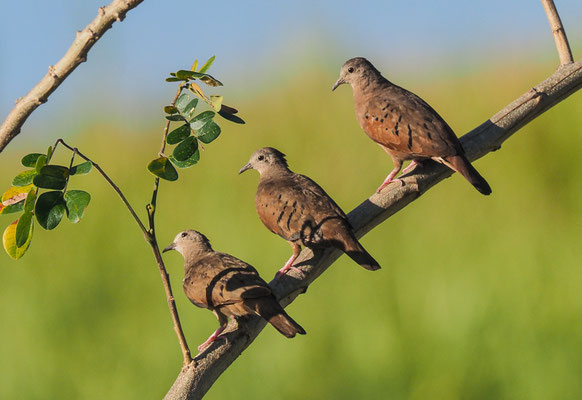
[246, 297, 306, 338]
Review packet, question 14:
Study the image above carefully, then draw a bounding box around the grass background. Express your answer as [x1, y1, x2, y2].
[1, 58, 582, 399]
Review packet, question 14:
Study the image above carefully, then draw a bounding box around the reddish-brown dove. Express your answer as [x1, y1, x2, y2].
[332, 57, 491, 195]
[163, 229, 305, 352]
[239, 147, 380, 278]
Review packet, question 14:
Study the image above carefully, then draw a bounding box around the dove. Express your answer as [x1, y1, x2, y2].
[163, 229, 305, 352]
[332, 57, 491, 195]
[239, 147, 380, 278]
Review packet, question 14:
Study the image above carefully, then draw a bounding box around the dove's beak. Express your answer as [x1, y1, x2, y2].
[332, 77, 345, 91]
[238, 163, 252, 174]
[162, 243, 175, 253]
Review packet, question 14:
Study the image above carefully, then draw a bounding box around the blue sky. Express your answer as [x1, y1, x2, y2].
[1, 0, 580, 140]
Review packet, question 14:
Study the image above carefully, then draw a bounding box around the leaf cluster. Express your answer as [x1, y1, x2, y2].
[2, 147, 92, 259]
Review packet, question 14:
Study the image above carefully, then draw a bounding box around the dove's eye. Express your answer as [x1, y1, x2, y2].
[347, 67, 354, 73]
[181, 232, 188, 238]
[258, 155, 265, 161]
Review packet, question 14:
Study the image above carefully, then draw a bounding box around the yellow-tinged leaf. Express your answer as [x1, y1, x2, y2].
[190, 59, 198, 72]
[188, 82, 206, 99]
[209, 95, 223, 111]
[2, 185, 33, 203]
[3, 218, 33, 260]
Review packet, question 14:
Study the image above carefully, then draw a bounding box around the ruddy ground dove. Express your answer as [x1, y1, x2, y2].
[239, 147, 381, 278]
[163, 229, 305, 352]
[332, 57, 491, 195]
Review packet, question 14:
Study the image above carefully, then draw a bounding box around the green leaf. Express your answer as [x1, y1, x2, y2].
[176, 94, 198, 118]
[190, 59, 198, 72]
[166, 115, 186, 122]
[15, 212, 33, 247]
[35, 191, 66, 230]
[21, 153, 44, 168]
[220, 104, 238, 114]
[176, 93, 193, 112]
[176, 70, 201, 80]
[199, 74, 223, 87]
[35, 154, 47, 172]
[166, 77, 184, 82]
[0, 201, 24, 215]
[218, 109, 246, 124]
[147, 157, 178, 181]
[12, 170, 37, 187]
[209, 95, 223, 111]
[190, 111, 215, 130]
[64, 190, 91, 223]
[164, 105, 178, 114]
[198, 55, 215, 74]
[47, 145, 53, 159]
[197, 121, 221, 144]
[33, 166, 69, 190]
[40, 165, 70, 179]
[170, 150, 200, 169]
[70, 161, 92, 176]
[3, 218, 33, 260]
[24, 188, 36, 213]
[166, 124, 191, 145]
[173, 136, 199, 161]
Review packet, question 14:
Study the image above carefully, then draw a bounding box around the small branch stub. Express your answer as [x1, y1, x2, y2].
[541, 0, 574, 65]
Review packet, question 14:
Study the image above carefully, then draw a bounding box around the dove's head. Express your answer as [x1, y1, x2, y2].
[163, 229, 213, 260]
[238, 147, 289, 176]
[332, 57, 382, 91]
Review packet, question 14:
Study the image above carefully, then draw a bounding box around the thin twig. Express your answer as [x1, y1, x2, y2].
[0, 0, 144, 153]
[164, 59, 582, 400]
[56, 139, 149, 237]
[541, 0, 574, 65]
[147, 84, 193, 365]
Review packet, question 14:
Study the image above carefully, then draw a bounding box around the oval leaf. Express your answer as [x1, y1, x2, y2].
[166, 124, 191, 145]
[33, 174, 66, 190]
[3, 219, 33, 260]
[40, 165, 70, 179]
[12, 170, 37, 187]
[218, 110, 245, 124]
[0, 201, 24, 215]
[35, 154, 48, 172]
[210, 95, 223, 111]
[198, 55, 215, 74]
[165, 115, 186, 122]
[147, 157, 178, 181]
[64, 190, 91, 223]
[190, 111, 215, 130]
[164, 105, 178, 114]
[35, 191, 66, 230]
[2, 185, 33, 203]
[166, 77, 185, 82]
[24, 188, 36, 213]
[15, 212, 33, 247]
[70, 161, 92, 176]
[173, 136, 199, 161]
[197, 121, 221, 144]
[169, 149, 200, 168]
[21, 153, 44, 167]
[176, 93, 193, 112]
[199, 75, 223, 87]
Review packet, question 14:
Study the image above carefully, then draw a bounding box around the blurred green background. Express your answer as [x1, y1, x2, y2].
[2, 1, 582, 399]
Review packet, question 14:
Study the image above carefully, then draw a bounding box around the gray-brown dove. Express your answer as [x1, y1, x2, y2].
[332, 57, 491, 195]
[239, 147, 380, 278]
[163, 229, 305, 352]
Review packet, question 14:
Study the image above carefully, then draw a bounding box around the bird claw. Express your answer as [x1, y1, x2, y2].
[197, 334, 227, 353]
[376, 178, 402, 193]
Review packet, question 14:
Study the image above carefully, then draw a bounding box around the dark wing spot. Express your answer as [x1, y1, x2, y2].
[393, 122, 399, 136]
[407, 124, 413, 150]
[398, 115, 402, 123]
[427, 131, 432, 140]
[277, 210, 285, 224]
[286, 208, 296, 230]
[380, 119, 384, 123]
[384, 113, 388, 118]
[278, 194, 282, 200]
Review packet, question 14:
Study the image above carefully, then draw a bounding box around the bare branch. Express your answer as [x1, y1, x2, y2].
[541, 0, 574, 65]
[0, 0, 144, 153]
[164, 60, 582, 400]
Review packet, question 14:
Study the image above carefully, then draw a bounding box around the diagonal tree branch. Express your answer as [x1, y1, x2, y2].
[0, 0, 144, 153]
[541, 0, 574, 65]
[164, 59, 582, 400]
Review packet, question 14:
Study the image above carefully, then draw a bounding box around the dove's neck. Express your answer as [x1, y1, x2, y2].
[259, 164, 293, 180]
[181, 247, 213, 272]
